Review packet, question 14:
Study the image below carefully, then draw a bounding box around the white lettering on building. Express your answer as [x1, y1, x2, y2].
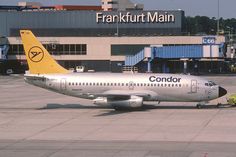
[96, 12, 175, 24]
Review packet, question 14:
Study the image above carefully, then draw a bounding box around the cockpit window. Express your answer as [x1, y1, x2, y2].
[205, 81, 217, 87]
[209, 81, 216, 86]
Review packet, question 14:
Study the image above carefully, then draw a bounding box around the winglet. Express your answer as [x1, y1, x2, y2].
[20, 30, 69, 74]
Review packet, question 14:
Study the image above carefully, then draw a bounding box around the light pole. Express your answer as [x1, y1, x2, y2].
[116, 1, 119, 37]
[226, 26, 234, 59]
[217, 0, 220, 35]
[226, 26, 233, 44]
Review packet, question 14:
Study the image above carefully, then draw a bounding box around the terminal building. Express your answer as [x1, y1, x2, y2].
[0, 0, 228, 74]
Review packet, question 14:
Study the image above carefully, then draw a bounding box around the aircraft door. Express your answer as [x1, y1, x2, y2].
[60, 78, 66, 91]
[129, 81, 134, 90]
[191, 80, 197, 93]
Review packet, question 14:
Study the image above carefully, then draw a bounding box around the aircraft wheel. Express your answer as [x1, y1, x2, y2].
[196, 104, 202, 109]
[216, 103, 221, 108]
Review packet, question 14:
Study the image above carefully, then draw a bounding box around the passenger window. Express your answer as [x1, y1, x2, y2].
[179, 84, 182, 87]
[126, 83, 128, 86]
[118, 83, 120, 86]
[89, 83, 92, 86]
[96, 83, 99, 86]
[100, 83, 102, 86]
[122, 83, 124, 86]
[168, 84, 171, 87]
[111, 83, 113, 86]
[107, 83, 110, 86]
[86, 83, 88, 86]
[69, 82, 71, 86]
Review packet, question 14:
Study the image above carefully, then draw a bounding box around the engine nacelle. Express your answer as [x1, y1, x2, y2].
[93, 96, 143, 108]
[93, 97, 108, 106]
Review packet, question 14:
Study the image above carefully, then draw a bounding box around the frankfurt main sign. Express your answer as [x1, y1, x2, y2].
[96, 12, 175, 24]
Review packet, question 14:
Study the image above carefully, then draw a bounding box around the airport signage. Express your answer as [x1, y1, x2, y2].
[96, 12, 175, 24]
[202, 37, 216, 45]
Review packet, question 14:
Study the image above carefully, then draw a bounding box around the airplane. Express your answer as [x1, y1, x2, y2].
[20, 30, 227, 110]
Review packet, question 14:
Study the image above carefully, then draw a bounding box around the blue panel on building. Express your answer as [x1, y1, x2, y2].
[153, 45, 203, 59]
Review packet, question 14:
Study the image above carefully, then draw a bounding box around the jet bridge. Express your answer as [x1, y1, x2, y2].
[125, 44, 225, 73]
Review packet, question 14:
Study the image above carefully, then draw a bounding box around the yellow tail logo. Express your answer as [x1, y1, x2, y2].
[20, 30, 69, 74]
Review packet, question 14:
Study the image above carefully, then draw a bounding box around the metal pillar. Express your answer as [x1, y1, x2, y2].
[184, 60, 188, 74]
[147, 59, 152, 73]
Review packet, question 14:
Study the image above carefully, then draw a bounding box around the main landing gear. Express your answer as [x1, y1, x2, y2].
[196, 102, 207, 109]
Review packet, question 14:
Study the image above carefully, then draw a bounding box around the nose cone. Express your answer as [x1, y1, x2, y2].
[219, 87, 227, 97]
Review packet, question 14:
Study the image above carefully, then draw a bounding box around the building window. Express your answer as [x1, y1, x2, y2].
[45, 44, 87, 55]
[8, 44, 22, 55]
[107, 1, 118, 4]
[76, 44, 87, 55]
[70, 44, 76, 54]
[8, 44, 87, 56]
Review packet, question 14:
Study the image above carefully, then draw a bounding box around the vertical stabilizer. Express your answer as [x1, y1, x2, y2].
[20, 30, 69, 74]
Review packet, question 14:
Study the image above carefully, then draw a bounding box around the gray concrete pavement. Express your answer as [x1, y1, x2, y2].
[1, 140, 236, 157]
[0, 75, 236, 157]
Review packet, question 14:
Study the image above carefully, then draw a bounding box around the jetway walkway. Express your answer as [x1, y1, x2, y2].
[124, 44, 225, 72]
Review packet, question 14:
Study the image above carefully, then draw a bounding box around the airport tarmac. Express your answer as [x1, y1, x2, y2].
[0, 75, 236, 157]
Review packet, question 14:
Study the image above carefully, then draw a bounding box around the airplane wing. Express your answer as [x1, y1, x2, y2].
[93, 90, 158, 108]
[95, 90, 155, 100]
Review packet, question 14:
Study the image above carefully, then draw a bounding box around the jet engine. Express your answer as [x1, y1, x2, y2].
[93, 95, 143, 108]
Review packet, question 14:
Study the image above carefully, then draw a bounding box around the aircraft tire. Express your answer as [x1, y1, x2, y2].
[196, 104, 202, 109]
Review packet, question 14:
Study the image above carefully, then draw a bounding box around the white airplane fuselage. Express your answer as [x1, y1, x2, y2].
[24, 72, 227, 108]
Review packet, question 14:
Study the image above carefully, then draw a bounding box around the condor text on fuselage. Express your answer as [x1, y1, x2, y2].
[149, 76, 181, 83]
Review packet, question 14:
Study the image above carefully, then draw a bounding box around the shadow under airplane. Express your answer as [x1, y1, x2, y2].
[37, 103, 235, 117]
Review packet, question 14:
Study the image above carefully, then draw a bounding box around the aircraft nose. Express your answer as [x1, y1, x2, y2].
[219, 87, 227, 97]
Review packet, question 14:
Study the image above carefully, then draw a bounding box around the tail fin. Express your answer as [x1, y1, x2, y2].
[20, 30, 69, 74]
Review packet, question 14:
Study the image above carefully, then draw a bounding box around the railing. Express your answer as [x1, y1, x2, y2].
[122, 66, 138, 73]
